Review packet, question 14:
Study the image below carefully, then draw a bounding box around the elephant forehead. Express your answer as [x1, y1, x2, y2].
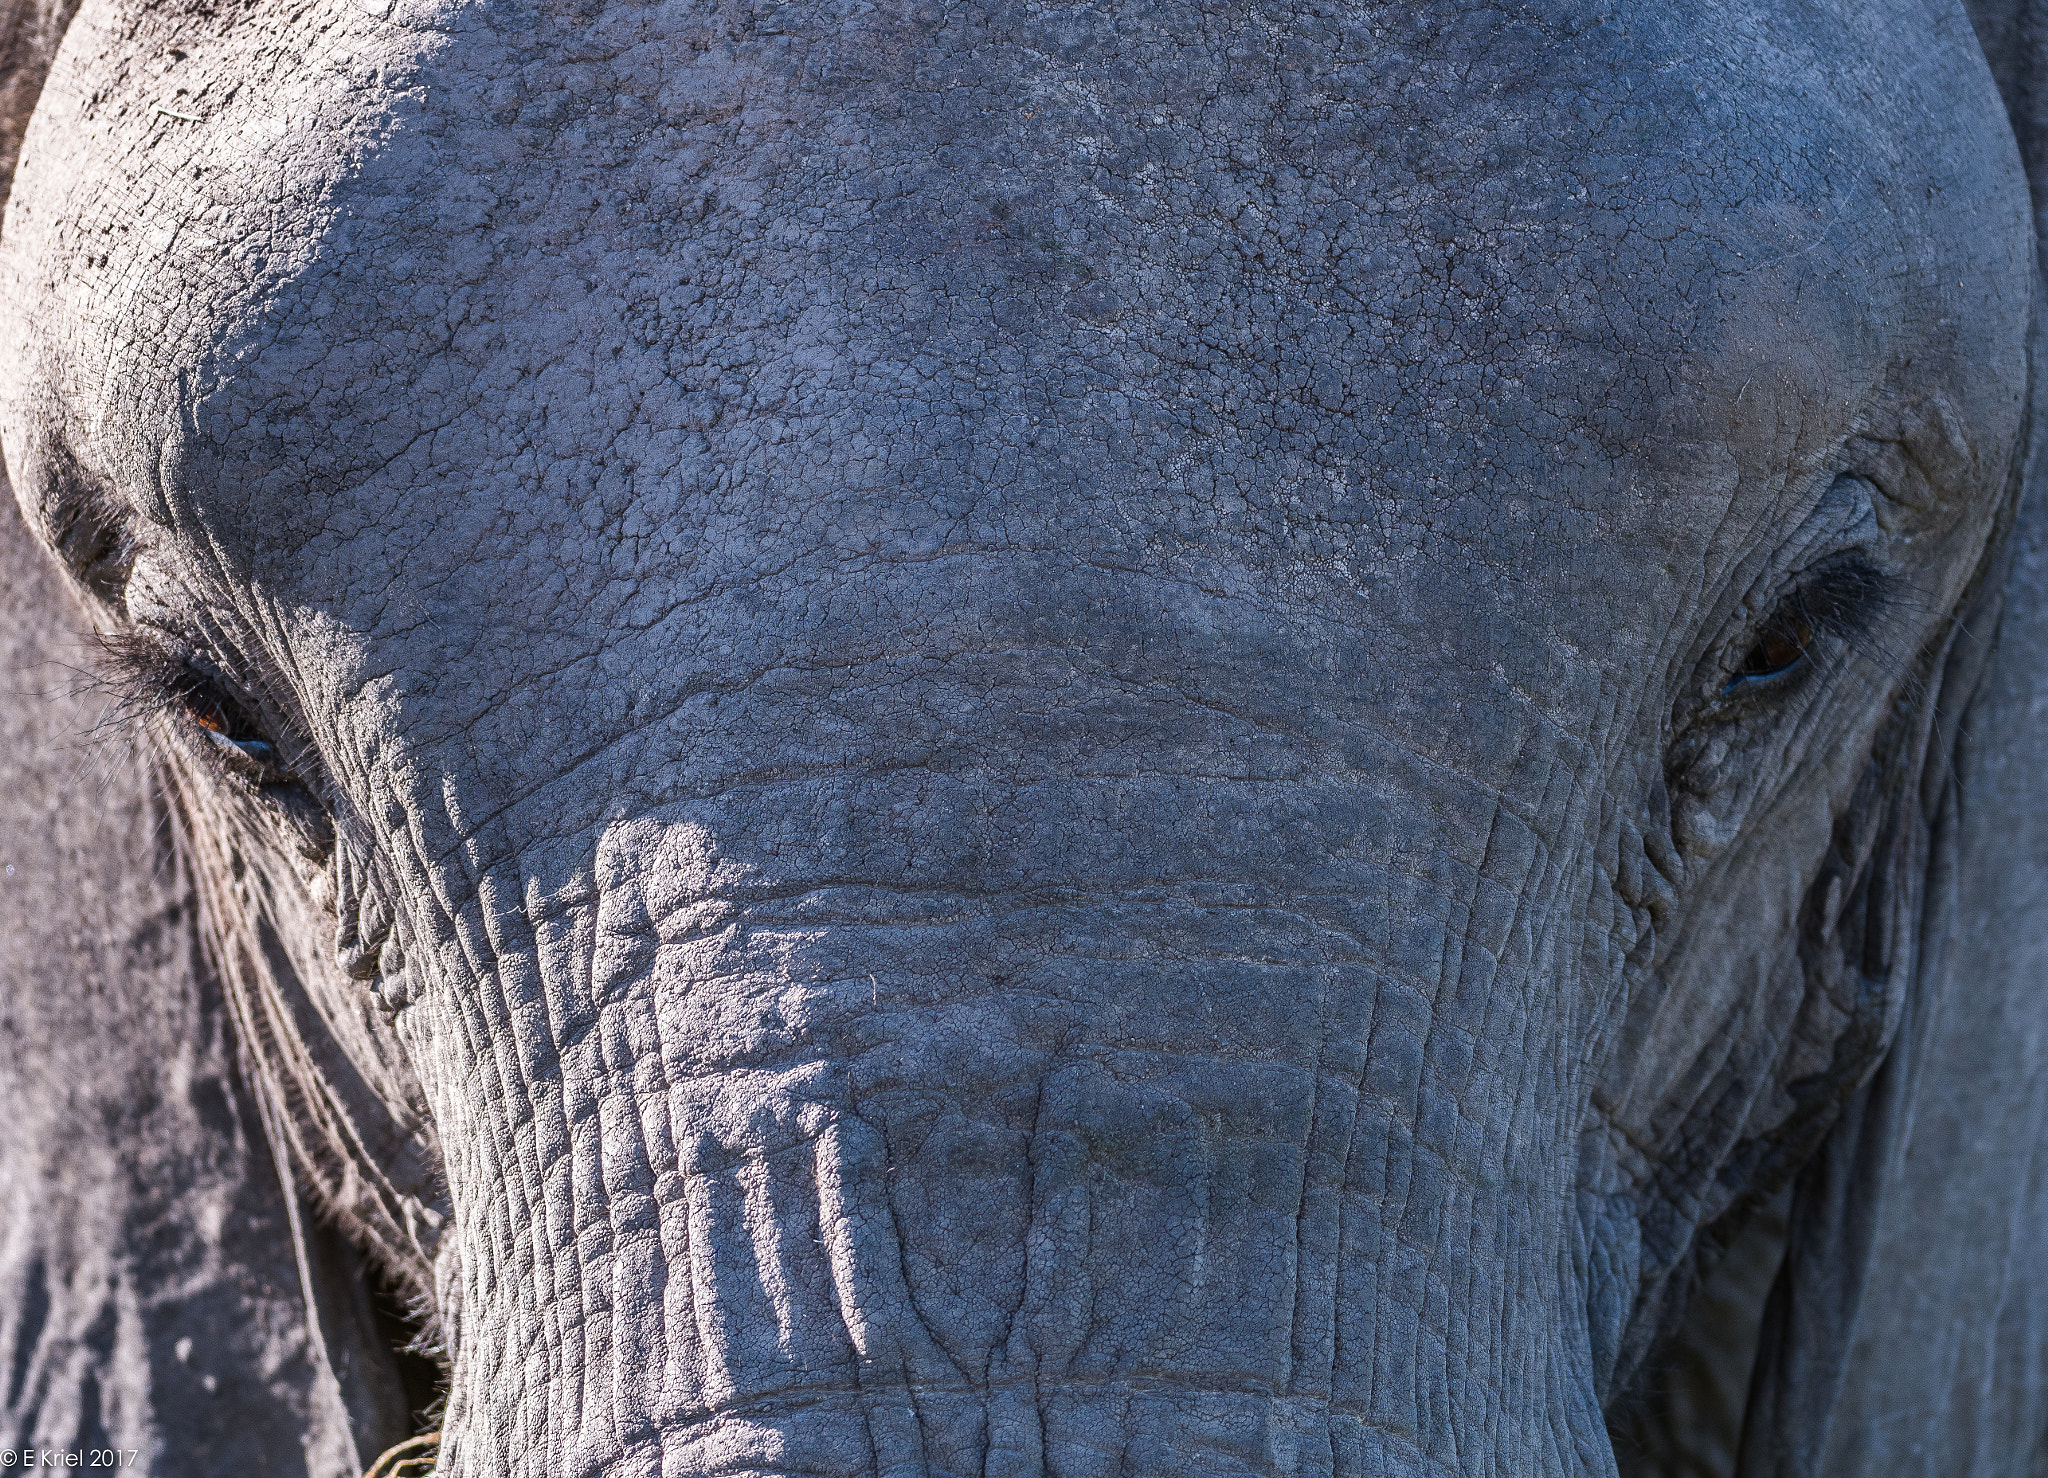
[0, 0, 2025, 690]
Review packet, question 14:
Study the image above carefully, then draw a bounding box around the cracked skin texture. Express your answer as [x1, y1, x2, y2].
[0, 0, 2039, 1473]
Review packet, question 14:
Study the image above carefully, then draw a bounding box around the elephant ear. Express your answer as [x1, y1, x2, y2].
[0, 0, 73, 222]
[0, 13, 419, 1472]
[1732, 5, 2048, 1473]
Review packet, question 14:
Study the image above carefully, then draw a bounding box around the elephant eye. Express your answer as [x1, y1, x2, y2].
[1720, 556, 1887, 696]
[1728, 614, 1815, 687]
[96, 632, 284, 771]
[186, 686, 278, 762]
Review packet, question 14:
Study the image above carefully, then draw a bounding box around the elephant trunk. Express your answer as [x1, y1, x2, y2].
[384, 748, 1619, 1476]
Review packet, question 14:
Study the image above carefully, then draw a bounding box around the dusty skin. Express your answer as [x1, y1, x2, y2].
[4, 0, 2048, 1474]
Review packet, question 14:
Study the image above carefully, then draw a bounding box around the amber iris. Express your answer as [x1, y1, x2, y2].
[1737, 618, 1813, 680]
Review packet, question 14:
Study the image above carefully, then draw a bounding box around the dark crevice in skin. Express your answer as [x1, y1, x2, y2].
[3, 1256, 48, 1416]
[367, 1267, 449, 1438]
[1608, 1191, 1788, 1478]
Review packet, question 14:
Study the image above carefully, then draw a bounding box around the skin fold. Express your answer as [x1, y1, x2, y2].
[0, 0, 2046, 1474]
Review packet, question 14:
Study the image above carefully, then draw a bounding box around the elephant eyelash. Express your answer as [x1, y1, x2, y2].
[1721, 556, 1891, 695]
[38, 441, 136, 604]
[93, 631, 287, 774]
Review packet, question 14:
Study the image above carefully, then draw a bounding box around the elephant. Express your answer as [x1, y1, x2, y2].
[5, 0, 2048, 1472]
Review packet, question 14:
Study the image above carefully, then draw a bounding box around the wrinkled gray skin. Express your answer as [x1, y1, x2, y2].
[0, 486, 425, 1468]
[4, 0, 2048, 1473]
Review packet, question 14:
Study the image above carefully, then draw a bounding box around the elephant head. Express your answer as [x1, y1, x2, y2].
[1, 0, 2045, 1473]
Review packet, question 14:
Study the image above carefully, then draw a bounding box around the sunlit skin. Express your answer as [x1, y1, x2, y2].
[0, 0, 2043, 1473]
